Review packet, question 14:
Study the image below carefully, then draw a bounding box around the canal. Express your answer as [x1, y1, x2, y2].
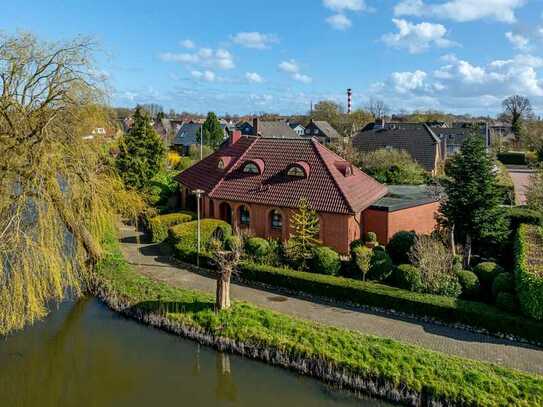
[0, 298, 392, 406]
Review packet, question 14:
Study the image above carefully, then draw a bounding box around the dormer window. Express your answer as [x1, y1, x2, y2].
[218, 160, 225, 170]
[287, 166, 305, 177]
[243, 162, 260, 174]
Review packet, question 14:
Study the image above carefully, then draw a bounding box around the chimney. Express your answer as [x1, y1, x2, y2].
[230, 130, 242, 145]
[347, 88, 352, 114]
[252, 117, 260, 136]
[375, 117, 385, 128]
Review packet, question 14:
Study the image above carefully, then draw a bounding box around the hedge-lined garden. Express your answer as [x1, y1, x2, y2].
[515, 224, 543, 321]
[148, 211, 195, 242]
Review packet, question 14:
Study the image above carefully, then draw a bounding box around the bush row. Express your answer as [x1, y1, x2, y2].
[239, 261, 543, 343]
[507, 206, 543, 230]
[497, 151, 527, 165]
[148, 211, 195, 243]
[515, 224, 543, 320]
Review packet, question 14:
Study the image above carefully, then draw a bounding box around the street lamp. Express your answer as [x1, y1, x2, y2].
[192, 189, 205, 267]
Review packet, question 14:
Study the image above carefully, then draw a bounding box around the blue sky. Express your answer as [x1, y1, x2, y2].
[2, 0, 543, 116]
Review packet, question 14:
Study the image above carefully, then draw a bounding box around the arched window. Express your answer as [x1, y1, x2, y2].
[239, 206, 250, 226]
[287, 166, 305, 177]
[270, 210, 282, 230]
[243, 162, 260, 174]
[218, 160, 225, 170]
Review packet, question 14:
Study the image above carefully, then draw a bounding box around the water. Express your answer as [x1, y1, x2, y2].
[0, 298, 391, 407]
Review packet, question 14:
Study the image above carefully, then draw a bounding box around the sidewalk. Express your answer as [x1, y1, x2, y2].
[119, 224, 543, 375]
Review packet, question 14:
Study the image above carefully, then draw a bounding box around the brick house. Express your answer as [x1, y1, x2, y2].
[177, 131, 439, 254]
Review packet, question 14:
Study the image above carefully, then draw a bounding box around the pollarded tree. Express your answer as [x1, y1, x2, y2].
[209, 234, 243, 311]
[439, 135, 509, 266]
[200, 112, 224, 149]
[116, 107, 165, 190]
[286, 198, 320, 270]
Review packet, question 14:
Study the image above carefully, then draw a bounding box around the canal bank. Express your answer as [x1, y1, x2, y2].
[91, 230, 543, 407]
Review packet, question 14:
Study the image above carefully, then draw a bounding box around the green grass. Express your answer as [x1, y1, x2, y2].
[95, 241, 543, 407]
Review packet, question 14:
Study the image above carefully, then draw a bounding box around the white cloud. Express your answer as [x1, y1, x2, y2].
[323, 0, 366, 12]
[326, 14, 352, 30]
[191, 70, 216, 82]
[505, 31, 530, 50]
[382, 19, 458, 53]
[159, 47, 235, 70]
[246, 72, 264, 83]
[278, 60, 313, 83]
[394, 0, 526, 23]
[391, 70, 428, 93]
[181, 39, 195, 49]
[231, 32, 279, 49]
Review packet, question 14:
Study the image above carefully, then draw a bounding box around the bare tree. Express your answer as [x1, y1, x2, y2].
[209, 234, 243, 311]
[502, 95, 532, 138]
[366, 98, 389, 119]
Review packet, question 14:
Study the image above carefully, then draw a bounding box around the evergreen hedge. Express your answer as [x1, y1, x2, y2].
[148, 211, 195, 243]
[497, 152, 527, 165]
[507, 206, 543, 230]
[239, 261, 543, 342]
[514, 224, 543, 320]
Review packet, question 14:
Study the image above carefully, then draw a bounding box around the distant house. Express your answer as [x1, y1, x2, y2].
[303, 120, 341, 144]
[249, 118, 300, 139]
[236, 121, 254, 135]
[288, 121, 305, 136]
[172, 122, 202, 154]
[153, 118, 174, 146]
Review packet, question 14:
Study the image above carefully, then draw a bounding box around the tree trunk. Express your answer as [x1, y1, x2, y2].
[450, 225, 456, 257]
[464, 234, 472, 268]
[215, 270, 231, 311]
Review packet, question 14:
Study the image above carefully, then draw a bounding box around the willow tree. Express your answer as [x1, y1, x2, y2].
[0, 32, 143, 335]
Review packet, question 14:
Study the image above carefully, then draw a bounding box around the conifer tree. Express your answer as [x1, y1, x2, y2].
[286, 198, 320, 270]
[116, 107, 165, 190]
[200, 112, 225, 149]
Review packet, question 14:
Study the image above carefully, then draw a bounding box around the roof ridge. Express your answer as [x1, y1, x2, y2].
[209, 137, 259, 197]
[310, 139, 355, 214]
[423, 123, 440, 143]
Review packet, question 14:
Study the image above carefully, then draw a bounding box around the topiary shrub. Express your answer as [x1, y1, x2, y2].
[457, 270, 480, 300]
[496, 292, 518, 313]
[393, 264, 423, 292]
[364, 232, 377, 243]
[387, 231, 417, 264]
[148, 211, 195, 243]
[492, 272, 515, 298]
[473, 262, 504, 284]
[452, 255, 463, 274]
[352, 245, 373, 281]
[310, 246, 341, 276]
[168, 219, 232, 264]
[245, 237, 271, 263]
[367, 250, 393, 282]
[349, 238, 365, 257]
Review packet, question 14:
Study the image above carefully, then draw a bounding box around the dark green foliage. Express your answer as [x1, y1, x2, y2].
[496, 292, 518, 313]
[514, 224, 543, 320]
[367, 250, 393, 281]
[116, 107, 166, 190]
[387, 231, 417, 264]
[239, 262, 543, 342]
[439, 136, 510, 258]
[349, 239, 365, 257]
[364, 232, 377, 243]
[148, 211, 195, 243]
[497, 152, 527, 166]
[356, 149, 427, 185]
[168, 219, 232, 264]
[452, 255, 463, 274]
[492, 272, 515, 298]
[473, 262, 504, 284]
[310, 246, 341, 275]
[199, 112, 224, 149]
[245, 237, 271, 262]
[457, 270, 480, 299]
[507, 206, 543, 230]
[146, 170, 179, 208]
[393, 264, 423, 291]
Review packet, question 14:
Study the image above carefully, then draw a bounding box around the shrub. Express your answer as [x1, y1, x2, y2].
[148, 211, 194, 243]
[492, 272, 515, 298]
[387, 231, 417, 264]
[452, 255, 463, 274]
[506, 206, 543, 230]
[168, 219, 232, 264]
[310, 246, 341, 276]
[393, 264, 423, 292]
[457, 270, 480, 300]
[355, 148, 426, 185]
[364, 232, 377, 243]
[497, 152, 526, 166]
[239, 262, 543, 343]
[514, 224, 543, 320]
[473, 262, 504, 284]
[145, 170, 179, 208]
[245, 237, 271, 262]
[496, 292, 518, 313]
[367, 250, 393, 282]
[352, 245, 373, 280]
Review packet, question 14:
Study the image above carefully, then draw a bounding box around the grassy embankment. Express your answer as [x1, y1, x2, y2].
[94, 236, 543, 407]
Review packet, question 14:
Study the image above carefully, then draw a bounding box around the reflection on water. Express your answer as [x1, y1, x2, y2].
[0, 298, 392, 407]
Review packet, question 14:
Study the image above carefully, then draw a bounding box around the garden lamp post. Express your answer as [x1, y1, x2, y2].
[193, 189, 205, 267]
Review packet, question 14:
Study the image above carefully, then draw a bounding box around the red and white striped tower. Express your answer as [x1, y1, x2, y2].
[347, 88, 352, 114]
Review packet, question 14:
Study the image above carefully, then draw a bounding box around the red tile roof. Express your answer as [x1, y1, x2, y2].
[177, 137, 387, 214]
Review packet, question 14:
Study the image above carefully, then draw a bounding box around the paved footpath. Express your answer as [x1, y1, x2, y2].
[119, 224, 543, 375]
[507, 166, 536, 205]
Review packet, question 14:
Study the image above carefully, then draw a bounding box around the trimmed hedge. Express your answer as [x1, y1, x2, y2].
[457, 270, 480, 300]
[168, 219, 232, 264]
[239, 261, 543, 343]
[311, 246, 341, 275]
[497, 152, 527, 166]
[473, 262, 504, 284]
[148, 211, 195, 243]
[386, 231, 417, 264]
[245, 237, 271, 261]
[507, 206, 543, 230]
[515, 224, 543, 320]
[492, 272, 515, 298]
[392, 264, 422, 292]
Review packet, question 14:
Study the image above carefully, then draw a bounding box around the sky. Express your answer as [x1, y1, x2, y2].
[2, 0, 543, 116]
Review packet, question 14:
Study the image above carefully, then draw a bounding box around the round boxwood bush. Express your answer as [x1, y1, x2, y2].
[495, 292, 518, 313]
[393, 264, 423, 292]
[311, 246, 341, 276]
[367, 250, 393, 282]
[491, 272, 515, 298]
[245, 237, 271, 262]
[457, 270, 480, 299]
[386, 231, 417, 264]
[473, 262, 504, 284]
[364, 232, 377, 243]
[373, 245, 386, 253]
